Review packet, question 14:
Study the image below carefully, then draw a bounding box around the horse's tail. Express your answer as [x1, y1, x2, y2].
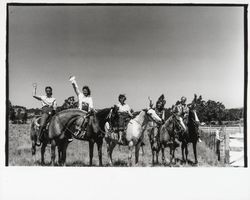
[141, 145, 145, 156]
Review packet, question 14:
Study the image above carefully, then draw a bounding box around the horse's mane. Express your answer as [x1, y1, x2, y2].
[95, 108, 112, 119]
[187, 109, 198, 129]
[95, 108, 114, 126]
[56, 108, 87, 116]
[164, 115, 173, 125]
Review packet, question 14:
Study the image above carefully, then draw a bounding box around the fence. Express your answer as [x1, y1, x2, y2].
[199, 125, 244, 167]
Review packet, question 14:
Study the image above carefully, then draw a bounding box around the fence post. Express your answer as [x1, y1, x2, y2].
[224, 126, 230, 164]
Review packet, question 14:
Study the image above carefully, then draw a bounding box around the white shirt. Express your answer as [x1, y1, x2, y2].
[78, 93, 93, 111]
[39, 96, 57, 109]
[117, 102, 131, 113]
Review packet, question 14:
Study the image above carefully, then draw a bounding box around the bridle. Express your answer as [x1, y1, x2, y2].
[172, 114, 185, 134]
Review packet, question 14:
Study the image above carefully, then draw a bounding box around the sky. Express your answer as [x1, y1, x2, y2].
[8, 5, 245, 110]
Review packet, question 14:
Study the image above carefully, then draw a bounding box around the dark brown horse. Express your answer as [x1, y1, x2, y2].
[149, 114, 186, 165]
[47, 108, 114, 166]
[180, 107, 200, 164]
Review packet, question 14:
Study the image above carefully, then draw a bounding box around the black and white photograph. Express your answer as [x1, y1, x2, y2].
[1, 2, 250, 200]
[6, 4, 247, 168]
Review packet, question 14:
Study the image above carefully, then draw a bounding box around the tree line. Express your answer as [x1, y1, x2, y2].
[184, 94, 243, 125]
[8, 96, 243, 125]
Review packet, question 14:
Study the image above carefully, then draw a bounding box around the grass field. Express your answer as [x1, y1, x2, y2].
[8, 122, 225, 167]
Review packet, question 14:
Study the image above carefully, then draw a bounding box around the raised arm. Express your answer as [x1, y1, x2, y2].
[32, 85, 42, 101]
[69, 76, 81, 96]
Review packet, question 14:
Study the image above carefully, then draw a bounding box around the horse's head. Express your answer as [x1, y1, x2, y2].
[107, 105, 119, 126]
[144, 108, 163, 124]
[172, 114, 187, 133]
[149, 127, 160, 151]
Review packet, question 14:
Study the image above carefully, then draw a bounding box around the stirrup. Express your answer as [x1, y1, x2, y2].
[75, 130, 81, 137]
[36, 141, 41, 146]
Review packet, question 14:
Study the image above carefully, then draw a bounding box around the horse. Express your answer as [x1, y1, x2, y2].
[30, 97, 77, 165]
[104, 108, 163, 166]
[30, 114, 64, 165]
[149, 114, 186, 165]
[47, 108, 114, 166]
[30, 115, 45, 164]
[180, 107, 200, 164]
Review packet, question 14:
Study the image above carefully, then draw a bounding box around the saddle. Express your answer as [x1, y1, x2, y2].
[39, 112, 55, 140]
[105, 112, 131, 145]
[117, 112, 131, 130]
[71, 112, 94, 140]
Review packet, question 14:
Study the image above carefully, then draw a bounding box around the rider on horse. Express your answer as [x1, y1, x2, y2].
[69, 76, 94, 139]
[171, 97, 189, 140]
[173, 96, 201, 142]
[155, 94, 166, 121]
[32, 85, 57, 146]
[188, 94, 202, 142]
[178, 96, 189, 124]
[116, 94, 133, 144]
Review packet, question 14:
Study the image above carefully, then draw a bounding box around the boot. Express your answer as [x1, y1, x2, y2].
[118, 131, 124, 144]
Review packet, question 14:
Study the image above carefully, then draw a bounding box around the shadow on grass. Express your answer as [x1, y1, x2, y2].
[66, 160, 92, 167]
[111, 159, 128, 167]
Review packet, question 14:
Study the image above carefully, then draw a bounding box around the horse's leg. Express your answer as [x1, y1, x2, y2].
[128, 141, 134, 166]
[41, 142, 46, 166]
[89, 140, 94, 166]
[106, 140, 112, 166]
[161, 145, 166, 165]
[171, 143, 176, 164]
[150, 143, 155, 165]
[169, 144, 173, 164]
[193, 141, 198, 164]
[97, 139, 103, 166]
[185, 143, 189, 163]
[51, 139, 56, 166]
[135, 142, 141, 165]
[181, 142, 186, 163]
[156, 149, 159, 164]
[152, 150, 155, 165]
[31, 140, 37, 163]
[109, 141, 116, 166]
[61, 140, 68, 166]
[57, 143, 62, 166]
[31, 140, 36, 155]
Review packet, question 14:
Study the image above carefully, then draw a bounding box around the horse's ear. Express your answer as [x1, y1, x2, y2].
[148, 97, 154, 108]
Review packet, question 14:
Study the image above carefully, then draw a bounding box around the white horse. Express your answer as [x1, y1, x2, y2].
[105, 108, 163, 166]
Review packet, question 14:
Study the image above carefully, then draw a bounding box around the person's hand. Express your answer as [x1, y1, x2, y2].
[32, 83, 37, 89]
[69, 76, 76, 82]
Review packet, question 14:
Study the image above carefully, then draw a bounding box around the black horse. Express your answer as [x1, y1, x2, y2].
[180, 106, 200, 164]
